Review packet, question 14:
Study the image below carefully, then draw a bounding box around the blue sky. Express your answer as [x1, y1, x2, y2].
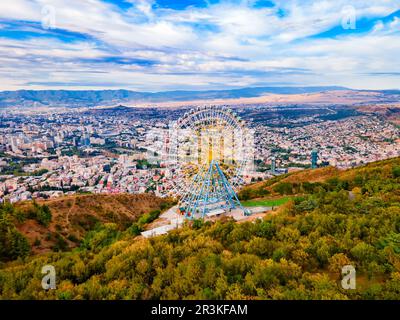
[0, 0, 399, 91]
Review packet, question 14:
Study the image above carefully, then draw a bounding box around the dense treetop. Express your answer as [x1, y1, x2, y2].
[1, 158, 400, 299]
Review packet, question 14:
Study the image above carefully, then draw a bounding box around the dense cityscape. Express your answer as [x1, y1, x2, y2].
[1, 105, 399, 203]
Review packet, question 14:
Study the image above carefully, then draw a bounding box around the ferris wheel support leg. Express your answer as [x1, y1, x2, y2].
[190, 162, 213, 220]
[201, 166, 212, 219]
[183, 167, 205, 219]
[214, 161, 251, 216]
[215, 164, 236, 210]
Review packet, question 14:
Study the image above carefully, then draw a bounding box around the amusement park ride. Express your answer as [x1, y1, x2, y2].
[168, 106, 254, 219]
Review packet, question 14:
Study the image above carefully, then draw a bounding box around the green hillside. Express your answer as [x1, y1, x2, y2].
[1, 157, 400, 299]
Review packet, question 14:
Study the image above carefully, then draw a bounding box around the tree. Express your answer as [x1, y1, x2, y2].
[392, 166, 400, 178]
[36, 204, 52, 226]
[328, 253, 352, 275]
[273, 182, 293, 195]
[4, 228, 30, 260]
[350, 242, 376, 266]
[0, 208, 31, 261]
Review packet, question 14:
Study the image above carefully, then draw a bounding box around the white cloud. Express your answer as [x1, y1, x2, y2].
[0, 0, 399, 90]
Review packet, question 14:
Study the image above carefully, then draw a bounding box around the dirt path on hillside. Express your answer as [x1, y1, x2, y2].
[65, 197, 77, 226]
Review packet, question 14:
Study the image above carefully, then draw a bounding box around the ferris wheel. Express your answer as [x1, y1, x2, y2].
[167, 105, 254, 219]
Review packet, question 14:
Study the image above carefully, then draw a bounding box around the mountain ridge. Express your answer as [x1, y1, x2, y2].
[0, 86, 351, 108]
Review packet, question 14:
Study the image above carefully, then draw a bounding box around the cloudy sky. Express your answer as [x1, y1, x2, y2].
[0, 0, 399, 91]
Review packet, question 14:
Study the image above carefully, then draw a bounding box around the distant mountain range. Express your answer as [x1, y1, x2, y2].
[0, 86, 351, 108]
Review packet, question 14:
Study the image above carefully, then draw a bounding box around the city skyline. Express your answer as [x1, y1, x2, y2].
[1, 104, 398, 203]
[0, 0, 399, 91]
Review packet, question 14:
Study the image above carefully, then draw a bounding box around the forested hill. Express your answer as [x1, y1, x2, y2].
[1, 157, 400, 299]
[0, 194, 173, 258]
